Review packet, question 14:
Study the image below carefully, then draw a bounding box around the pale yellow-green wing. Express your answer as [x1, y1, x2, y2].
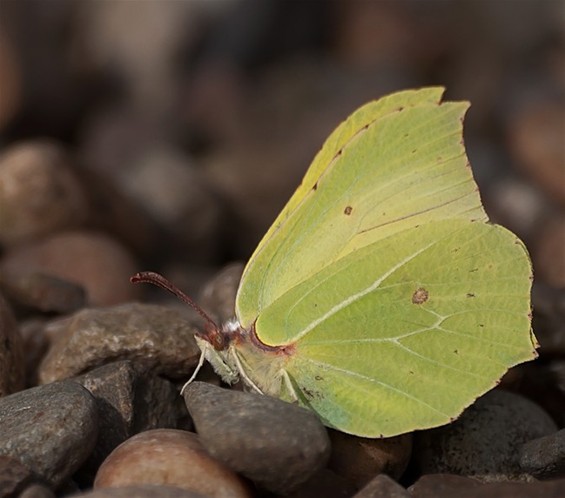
[257, 220, 536, 437]
[236, 88, 487, 328]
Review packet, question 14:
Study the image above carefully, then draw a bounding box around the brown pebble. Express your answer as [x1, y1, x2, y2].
[73, 485, 205, 498]
[0, 141, 88, 246]
[38, 302, 201, 384]
[328, 430, 412, 488]
[0, 230, 139, 306]
[0, 293, 25, 396]
[94, 429, 251, 498]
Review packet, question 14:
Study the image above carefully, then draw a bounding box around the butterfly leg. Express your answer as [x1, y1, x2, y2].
[282, 370, 299, 402]
[231, 348, 264, 395]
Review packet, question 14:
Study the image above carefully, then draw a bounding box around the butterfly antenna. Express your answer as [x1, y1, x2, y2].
[130, 271, 219, 330]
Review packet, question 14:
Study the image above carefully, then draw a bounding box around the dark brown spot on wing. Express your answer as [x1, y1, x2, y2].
[344, 206, 353, 215]
[412, 287, 429, 305]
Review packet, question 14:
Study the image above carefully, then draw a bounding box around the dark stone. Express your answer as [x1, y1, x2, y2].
[0, 292, 25, 396]
[0, 380, 98, 487]
[0, 455, 43, 498]
[183, 381, 331, 494]
[408, 474, 482, 498]
[353, 474, 409, 498]
[519, 429, 565, 479]
[414, 390, 557, 481]
[73, 361, 184, 486]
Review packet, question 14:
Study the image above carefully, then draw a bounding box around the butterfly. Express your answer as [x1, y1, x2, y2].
[132, 87, 537, 437]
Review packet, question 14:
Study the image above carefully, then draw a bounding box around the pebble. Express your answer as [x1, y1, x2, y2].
[412, 477, 565, 498]
[73, 360, 182, 486]
[328, 430, 412, 488]
[0, 230, 140, 307]
[94, 429, 251, 498]
[519, 428, 565, 479]
[0, 455, 42, 497]
[74, 484, 206, 498]
[0, 141, 88, 246]
[414, 389, 558, 481]
[0, 292, 25, 396]
[353, 474, 409, 498]
[0, 270, 86, 313]
[183, 381, 331, 494]
[38, 302, 201, 384]
[408, 474, 482, 498]
[286, 468, 356, 498]
[18, 484, 57, 498]
[0, 380, 98, 488]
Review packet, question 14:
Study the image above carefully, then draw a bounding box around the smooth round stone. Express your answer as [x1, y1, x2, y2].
[328, 430, 412, 487]
[0, 380, 98, 487]
[0, 141, 88, 246]
[414, 390, 558, 482]
[38, 303, 201, 384]
[519, 428, 565, 479]
[183, 381, 331, 494]
[94, 429, 251, 498]
[0, 230, 140, 307]
[74, 485, 205, 498]
[0, 292, 25, 396]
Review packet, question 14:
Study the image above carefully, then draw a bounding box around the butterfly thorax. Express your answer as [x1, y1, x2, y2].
[194, 319, 295, 398]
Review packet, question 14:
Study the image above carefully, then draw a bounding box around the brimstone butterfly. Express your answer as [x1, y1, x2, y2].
[133, 87, 537, 438]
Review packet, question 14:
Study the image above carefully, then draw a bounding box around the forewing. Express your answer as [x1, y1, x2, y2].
[236, 89, 486, 327]
[260, 220, 535, 437]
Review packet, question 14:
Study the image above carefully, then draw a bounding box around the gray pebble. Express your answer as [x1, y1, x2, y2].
[0, 380, 98, 487]
[38, 303, 201, 384]
[183, 381, 331, 494]
[414, 389, 557, 482]
[353, 474, 409, 498]
[519, 428, 565, 479]
[73, 360, 183, 486]
[0, 292, 25, 396]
